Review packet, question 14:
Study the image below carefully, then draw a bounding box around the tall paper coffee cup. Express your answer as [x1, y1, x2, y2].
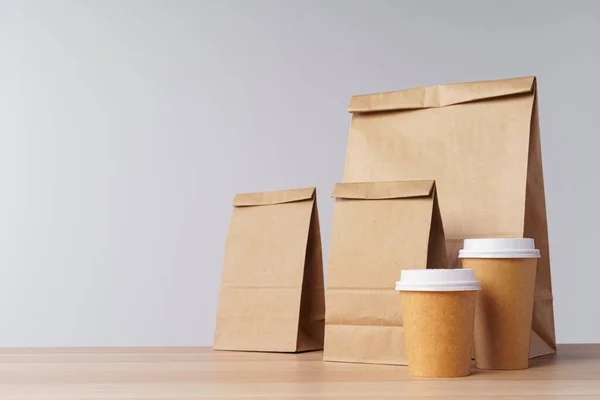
[396, 269, 480, 377]
[459, 238, 540, 370]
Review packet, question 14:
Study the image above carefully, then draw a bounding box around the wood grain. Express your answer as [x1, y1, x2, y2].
[0, 344, 598, 399]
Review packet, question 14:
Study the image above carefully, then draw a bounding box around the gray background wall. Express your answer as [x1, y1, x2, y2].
[0, 0, 598, 346]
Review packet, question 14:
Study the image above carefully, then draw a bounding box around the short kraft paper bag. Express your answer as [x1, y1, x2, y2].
[324, 180, 447, 365]
[342, 76, 556, 358]
[213, 187, 325, 352]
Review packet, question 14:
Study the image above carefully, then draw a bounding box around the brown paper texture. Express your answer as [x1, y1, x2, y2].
[401, 290, 477, 377]
[213, 187, 325, 352]
[324, 180, 446, 365]
[465, 258, 538, 370]
[342, 77, 556, 358]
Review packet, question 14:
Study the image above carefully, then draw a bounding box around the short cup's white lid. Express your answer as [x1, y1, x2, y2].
[395, 269, 480, 292]
[458, 238, 541, 259]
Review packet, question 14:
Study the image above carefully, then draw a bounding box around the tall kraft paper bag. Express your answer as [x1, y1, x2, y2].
[214, 187, 325, 352]
[324, 180, 447, 365]
[343, 76, 556, 358]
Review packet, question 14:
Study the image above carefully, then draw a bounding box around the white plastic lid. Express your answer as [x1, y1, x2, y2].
[395, 269, 480, 292]
[458, 238, 541, 259]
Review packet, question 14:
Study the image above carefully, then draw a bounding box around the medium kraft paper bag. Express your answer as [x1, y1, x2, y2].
[324, 180, 447, 365]
[213, 187, 325, 352]
[342, 76, 556, 358]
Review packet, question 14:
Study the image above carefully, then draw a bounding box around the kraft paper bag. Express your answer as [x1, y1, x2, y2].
[213, 187, 325, 352]
[342, 76, 556, 358]
[324, 180, 447, 365]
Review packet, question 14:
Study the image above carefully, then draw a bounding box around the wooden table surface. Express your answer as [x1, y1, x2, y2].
[0, 344, 599, 399]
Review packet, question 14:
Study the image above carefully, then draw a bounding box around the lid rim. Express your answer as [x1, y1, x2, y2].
[459, 238, 540, 259]
[395, 281, 481, 292]
[395, 269, 480, 292]
[458, 250, 541, 259]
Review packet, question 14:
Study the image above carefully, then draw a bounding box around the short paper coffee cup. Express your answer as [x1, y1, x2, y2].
[396, 269, 480, 377]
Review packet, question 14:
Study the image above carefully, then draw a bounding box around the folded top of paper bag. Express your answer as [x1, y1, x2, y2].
[349, 76, 535, 112]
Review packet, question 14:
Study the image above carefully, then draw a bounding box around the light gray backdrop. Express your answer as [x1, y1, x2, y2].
[0, 0, 598, 346]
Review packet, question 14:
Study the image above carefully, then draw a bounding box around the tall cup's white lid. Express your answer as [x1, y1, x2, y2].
[395, 269, 480, 292]
[458, 238, 541, 259]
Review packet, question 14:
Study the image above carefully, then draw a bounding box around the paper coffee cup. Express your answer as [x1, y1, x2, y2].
[396, 269, 480, 377]
[459, 238, 540, 370]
